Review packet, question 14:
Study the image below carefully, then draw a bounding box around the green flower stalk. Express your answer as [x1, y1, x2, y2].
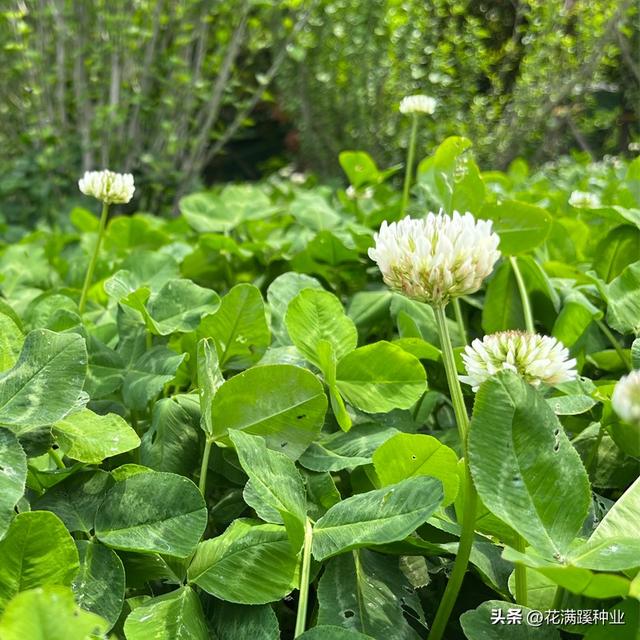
[78, 170, 135, 313]
[399, 95, 436, 214]
[369, 210, 500, 640]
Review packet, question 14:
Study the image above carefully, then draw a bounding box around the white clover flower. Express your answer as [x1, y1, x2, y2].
[290, 172, 307, 185]
[368, 211, 500, 305]
[460, 331, 577, 391]
[78, 170, 135, 204]
[568, 190, 600, 208]
[612, 370, 640, 426]
[399, 95, 437, 115]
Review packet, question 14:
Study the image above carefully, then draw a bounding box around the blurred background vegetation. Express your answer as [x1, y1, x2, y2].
[0, 0, 638, 223]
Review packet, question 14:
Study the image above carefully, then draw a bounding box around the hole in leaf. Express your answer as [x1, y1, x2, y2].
[553, 443, 560, 452]
[297, 414, 306, 420]
[343, 610, 355, 619]
[280, 442, 288, 448]
[411, 455, 417, 460]
[554, 428, 560, 436]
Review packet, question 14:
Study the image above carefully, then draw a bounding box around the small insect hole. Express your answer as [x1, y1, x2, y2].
[297, 414, 306, 420]
[343, 610, 355, 619]
[280, 442, 288, 448]
[553, 443, 560, 452]
[411, 455, 417, 460]
[553, 428, 560, 436]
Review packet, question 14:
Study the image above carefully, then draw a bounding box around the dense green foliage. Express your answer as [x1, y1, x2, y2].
[1, 0, 638, 221]
[0, 137, 639, 638]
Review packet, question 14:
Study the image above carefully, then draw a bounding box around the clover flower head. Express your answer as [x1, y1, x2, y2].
[612, 370, 640, 426]
[460, 331, 578, 391]
[368, 211, 500, 305]
[78, 170, 135, 204]
[399, 94, 437, 115]
[568, 190, 600, 208]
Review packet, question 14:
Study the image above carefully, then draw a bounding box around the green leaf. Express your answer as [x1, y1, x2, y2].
[589, 476, 640, 543]
[312, 476, 443, 561]
[267, 272, 324, 346]
[502, 546, 631, 599]
[339, 151, 380, 187]
[52, 408, 139, 464]
[209, 601, 281, 640]
[180, 192, 238, 233]
[482, 261, 525, 333]
[299, 424, 398, 472]
[316, 549, 424, 639]
[32, 470, 112, 533]
[122, 279, 220, 336]
[285, 289, 357, 368]
[0, 313, 22, 373]
[140, 395, 202, 475]
[229, 431, 306, 548]
[0, 428, 26, 540]
[416, 136, 485, 214]
[606, 260, 640, 334]
[73, 540, 124, 629]
[632, 338, 640, 368]
[0, 586, 108, 640]
[481, 201, 551, 255]
[188, 519, 298, 604]
[460, 600, 561, 639]
[335, 342, 426, 414]
[290, 193, 342, 231]
[198, 283, 270, 370]
[0, 511, 79, 610]
[468, 372, 591, 557]
[211, 364, 327, 460]
[552, 292, 600, 348]
[197, 338, 224, 437]
[95, 471, 207, 557]
[122, 346, 185, 411]
[123, 586, 208, 640]
[595, 225, 640, 282]
[372, 433, 459, 506]
[0, 329, 87, 430]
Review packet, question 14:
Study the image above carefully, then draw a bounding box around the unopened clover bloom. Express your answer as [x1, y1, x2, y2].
[368, 211, 500, 306]
[612, 370, 640, 426]
[460, 331, 577, 391]
[399, 94, 437, 115]
[78, 170, 135, 204]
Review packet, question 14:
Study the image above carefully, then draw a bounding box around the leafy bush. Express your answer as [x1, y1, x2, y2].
[277, 0, 639, 174]
[0, 140, 639, 638]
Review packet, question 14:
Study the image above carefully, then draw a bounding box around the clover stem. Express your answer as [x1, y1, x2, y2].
[434, 305, 469, 443]
[552, 585, 566, 609]
[452, 298, 467, 345]
[79, 202, 110, 314]
[198, 438, 213, 495]
[595, 318, 631, 371]
[48, 448, 65, 469]
[429, 305, 478, 640]
[514, 536, 528, 606]
[294, 518, 314, 638]
[401, 114, 419, 214]
[510, 256, 534, 333]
